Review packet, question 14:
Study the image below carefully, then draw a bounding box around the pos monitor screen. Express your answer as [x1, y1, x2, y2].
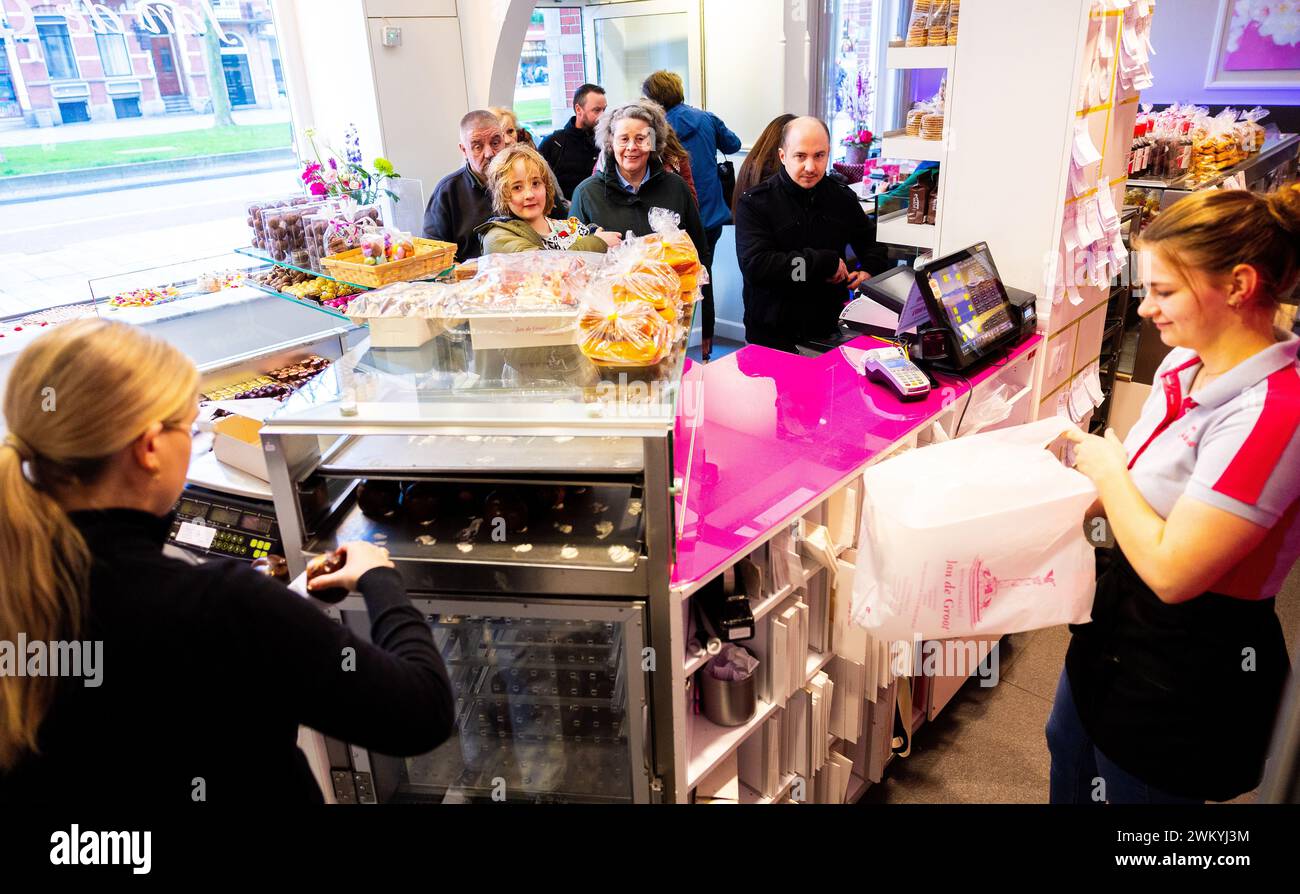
[915, 242, 1018, 369]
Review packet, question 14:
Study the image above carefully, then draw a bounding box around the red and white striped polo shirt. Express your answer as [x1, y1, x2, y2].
[1123, 329, 1300, 600]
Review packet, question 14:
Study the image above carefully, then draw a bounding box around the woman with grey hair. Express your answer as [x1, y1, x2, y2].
[570, 99, 707, 295]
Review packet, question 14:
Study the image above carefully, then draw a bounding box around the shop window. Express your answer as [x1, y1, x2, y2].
[592, 13, 690, 104]
[825, 0, 882, 160]
[37, 21, 79, 81]
[511, 6, 583, 140]
[57, 100, 90, 124]
[1, 10, 295, 316]
[112, 97, 142, 119]
[0, 41, 19, 118]
[97, 31, 133, 78]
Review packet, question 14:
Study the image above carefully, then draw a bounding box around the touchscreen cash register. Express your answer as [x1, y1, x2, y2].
[913, 243, 1022, 371]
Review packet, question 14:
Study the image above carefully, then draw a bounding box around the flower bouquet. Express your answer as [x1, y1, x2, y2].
[838, 68, 875, 164]
[301, 124, 401, 207]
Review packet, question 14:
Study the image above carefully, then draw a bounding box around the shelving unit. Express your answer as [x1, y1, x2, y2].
[876, 209, 937, 249]
[878, 35, 954, 250]
[885, 45, 955, 70]
[245, 281, 355, 322]
[880, 132, 947, 164]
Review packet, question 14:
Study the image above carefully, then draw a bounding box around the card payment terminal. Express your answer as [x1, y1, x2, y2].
[860, 346, 932, 401]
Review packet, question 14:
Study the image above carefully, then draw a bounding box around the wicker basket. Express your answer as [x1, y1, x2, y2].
[321, 238, 456, 288]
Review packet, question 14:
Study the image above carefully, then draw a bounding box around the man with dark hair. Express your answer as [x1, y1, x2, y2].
[422, 110, 505, 261]
[538, 84, 607, 200]
[734, 116, 887, 353]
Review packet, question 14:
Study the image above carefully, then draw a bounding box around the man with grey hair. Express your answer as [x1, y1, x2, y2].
[422, 109, 505, 261]
[569, 99, 706, 267]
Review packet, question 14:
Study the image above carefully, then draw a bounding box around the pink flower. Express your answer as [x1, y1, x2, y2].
[309, 182, 328, 197]
[859, 129, 873, 143]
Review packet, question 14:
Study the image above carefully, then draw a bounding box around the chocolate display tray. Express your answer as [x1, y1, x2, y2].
[315, 481, 645, 574]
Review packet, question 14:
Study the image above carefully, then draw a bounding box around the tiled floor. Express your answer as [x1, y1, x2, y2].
[863, 562, 1300, 804]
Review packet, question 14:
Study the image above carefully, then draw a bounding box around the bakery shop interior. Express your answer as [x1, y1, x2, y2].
[4, 0, 1300, 815]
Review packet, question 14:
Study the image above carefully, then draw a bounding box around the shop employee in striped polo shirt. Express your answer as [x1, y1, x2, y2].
[1050, 186, 1300, 804]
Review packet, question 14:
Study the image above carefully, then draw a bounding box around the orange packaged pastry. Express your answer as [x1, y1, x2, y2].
[611, 258, 681, 322]
[579, 300, 673, 366]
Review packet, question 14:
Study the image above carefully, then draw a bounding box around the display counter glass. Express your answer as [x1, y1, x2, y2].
[265, 325, 694, 437]
[88, 252, 360, 372]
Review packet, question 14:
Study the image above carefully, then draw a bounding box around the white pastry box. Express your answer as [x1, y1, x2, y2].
[462, 311, 581, 350]
[211, 400, 317, 482]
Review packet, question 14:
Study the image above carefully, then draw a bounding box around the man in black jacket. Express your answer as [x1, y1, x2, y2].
[734, 116, 887, 352]
[422, 109, 505, 261]
[538, 84, 606, 200]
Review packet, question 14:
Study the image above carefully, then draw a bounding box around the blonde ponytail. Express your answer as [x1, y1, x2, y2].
[0, 320, 198, 770]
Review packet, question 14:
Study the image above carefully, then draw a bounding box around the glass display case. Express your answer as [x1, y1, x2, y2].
[88, 252, 361, 372]
[346, 597, 650, 804]
[262, 324, 699, 803]
[1127, 133, 1298, 219]
[0, 298, 100, 432]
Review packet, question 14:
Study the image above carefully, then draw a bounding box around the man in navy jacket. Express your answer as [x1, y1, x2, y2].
[422, 110, 505, 261]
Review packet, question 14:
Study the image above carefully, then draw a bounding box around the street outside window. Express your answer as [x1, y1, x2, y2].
[512, 7, 585, 141]
[0, 0, 297, 319]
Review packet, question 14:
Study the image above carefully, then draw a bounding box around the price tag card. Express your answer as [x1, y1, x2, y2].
[1073, 121, 1103, 167]
[1112, 232, 1129, 269]
[176, 522, 217, 550]
[1069, 158, 1092, 197]
[1097, 186, 1120, 230]
[1064, 206, 1081, 251]
[1051, 341, 1071, 377]
[1084, 364, 1106, 405]
[1071, 377, 1095, 421]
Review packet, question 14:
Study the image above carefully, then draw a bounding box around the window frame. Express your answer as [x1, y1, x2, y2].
[96, 30, 133, 78]
[37, 19, 80, 82]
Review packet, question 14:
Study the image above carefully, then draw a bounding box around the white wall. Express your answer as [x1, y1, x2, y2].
[277, 0, 804, 307]
[703, 0, 786, 147]
[275, 0, 385, 166]
[1145, 0, 1299, 108]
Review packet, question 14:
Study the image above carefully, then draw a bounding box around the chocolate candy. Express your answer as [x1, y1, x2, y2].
[357, 479, 403, 520]
[250, 555, 289, 582]
[485, 489, 530, 537]
[403, 483, 442, 527]
[306, 550, 349, 603]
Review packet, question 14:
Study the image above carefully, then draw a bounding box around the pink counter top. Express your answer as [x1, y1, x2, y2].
[670, 334, 1042, 592]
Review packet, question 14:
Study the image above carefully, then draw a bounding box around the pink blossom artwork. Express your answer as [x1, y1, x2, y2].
[1223, 0, 1300, 71]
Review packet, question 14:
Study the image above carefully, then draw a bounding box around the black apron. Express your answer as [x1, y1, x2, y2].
[1065, 549, 1290, 801]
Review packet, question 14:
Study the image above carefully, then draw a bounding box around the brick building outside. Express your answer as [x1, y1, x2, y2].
[0, 0, 286, 129]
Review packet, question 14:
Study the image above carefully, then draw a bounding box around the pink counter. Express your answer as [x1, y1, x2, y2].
[670, 334, 1043, 593]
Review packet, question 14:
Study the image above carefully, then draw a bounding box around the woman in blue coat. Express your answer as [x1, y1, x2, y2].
[643, 71, 742, 361]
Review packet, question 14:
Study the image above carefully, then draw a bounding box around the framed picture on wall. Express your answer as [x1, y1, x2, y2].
[1206, 0, 1300, 89]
